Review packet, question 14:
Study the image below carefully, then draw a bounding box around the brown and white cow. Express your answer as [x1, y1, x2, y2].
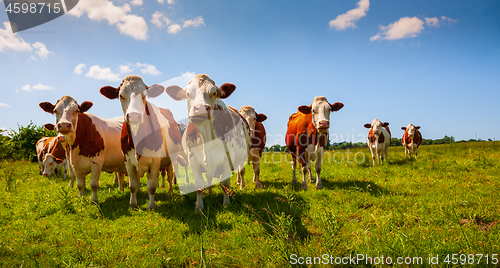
[285, 96, 344, 190]
[401, 123, 422, 159]
[165, 74, 251, 212]
[364, 119, 391, 165]
[238, 105, 267, 189]
[42, 135, 69, 178]
[100, 75, 183, 210]
[36, 137, 51, 175]
[39, 96, 127, 202]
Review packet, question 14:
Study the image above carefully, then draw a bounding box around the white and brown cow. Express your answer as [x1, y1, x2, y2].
[39, 96, 127, 202]
[401, 123, 422, 159]
[165, 74, 251, 212]
[100, 75, 183, 210]
[238, 105, 267, 189]
[42, 135, 69, 178]
[35, 137, 51, 175]
[285, 96, 344, 190]
[364, 119, 391, 165]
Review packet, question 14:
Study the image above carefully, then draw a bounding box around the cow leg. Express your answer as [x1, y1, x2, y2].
[299, 150, 309, 190]
[147, 163, 160, 211]
[173, 162, 179, 185]
[74, 168, 87, 197]
[195, 189, 204, 213]
[315, 149, 324, 189]
[415, 147, 418, 160]
[238, 165, 246, 189]
[68, 163, 75, 188]
[90, 163, 103, 203]
[369, 146, 376, 166]
[127, 162, 140, 207]
[184, 165, 189, 184]
[160, 168, 166, 188]
[192, 164, 205, 212]
[221, 178, 231, 207]
[308, 159, 314, 183]
[63, 161, 67, 179]
[116, 173, 125, 191]
[384, 146, 389, 163]
[166, 163, 174, 195]
[253, 158, 262, 189]
[291, 153, 297, 184]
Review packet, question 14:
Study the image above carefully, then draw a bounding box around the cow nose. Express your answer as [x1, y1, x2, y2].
[318, 120, 330, 128]
[57, 122, 72, 132]
[193, 105, 210, 114]
[127, 112, 142, 124]
[373, 130, 379, 135]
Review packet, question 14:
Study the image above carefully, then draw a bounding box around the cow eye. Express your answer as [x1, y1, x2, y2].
[312, 110, 317, 114]
[119, 95, 124, 100]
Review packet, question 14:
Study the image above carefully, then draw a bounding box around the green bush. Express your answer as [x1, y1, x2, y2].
[0, 122, 56, 160]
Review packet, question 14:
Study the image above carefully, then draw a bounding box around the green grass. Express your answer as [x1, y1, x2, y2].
[0, 142, 499, 267]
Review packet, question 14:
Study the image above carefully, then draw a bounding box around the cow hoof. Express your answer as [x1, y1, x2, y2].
[148, 204, 156, 211]
[195, 204, 204, 213]
[316, 184, 323, 190]
[161, 183, 166, 189]
[255, 182, 262, 189]
[292, 179, 297, 184]
[301, 183, 307, 190]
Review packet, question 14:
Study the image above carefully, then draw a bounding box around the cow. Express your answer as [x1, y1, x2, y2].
[42, 135, 69, 179]
[165, 74, 251, 212]
[35, 137, 51, 175]
[364, 119, 391, 165]
[401, 124, 422, 159]
[238, 105, 267, 189]
[285, 96, 344, 190]
[39, 96, 127, 202]
[100, 75, 183, 210]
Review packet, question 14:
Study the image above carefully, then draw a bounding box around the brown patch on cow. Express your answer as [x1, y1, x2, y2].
[378, 132, 385, 143]
[414, 129, 422, 146]
[367, 129, 376, 143]
[285, 111, 325, 165]
[252, 121, 267, 153]
[158, 108, 182, 145]
[132, 102, 164, 156]
[212, 104, 236, 142]
[50, 138, 66, 162]
[121, 122, 134, 158]
[72, 113, 105, 158]
[186, 122, 199, 141]
[384, 126, 391, 138]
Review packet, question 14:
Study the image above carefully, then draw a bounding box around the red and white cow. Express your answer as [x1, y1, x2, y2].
[401, 123, 422, 159]
[285, 96, 344, 190]
[35, 137, 51, 175]
[364, 119, 391, 165]
[165, 74, 251, 212]
[42, 135, 69, 178]
[39, 96, 127, 202]
[100, 75, 183, 210]
[239, 105, 267, 189]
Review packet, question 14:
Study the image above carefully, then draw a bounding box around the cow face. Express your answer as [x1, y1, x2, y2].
[39, 96, 93, 135]
[298, 96, 344, 133]
[165, 74, 236, 125]
[100, 75, 164, 126]
[239, 105, 267, 137]
[364, 118, 389, 137]
[401, 123, 420, 138]
[42, 154, 58, 176]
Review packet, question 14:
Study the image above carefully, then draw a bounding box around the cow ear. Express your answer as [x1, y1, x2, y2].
[219, 83, 236, 99]
[298, 105, 311, 114]
[256, 113, 267, 122]
[330, 102, 344, 112]
[79, 101, 93, 112]
[401, 127, 407, 131]
[100, 86, 119, 99]
[39, 102, 55, 114]
[147, 84, 165, 98]
[165, 85, 186, 101]
[415, 126, 421, 130]
[44, 124, 55, 131]
[382, 122, 390, 127]
[364, 124, 372, 129]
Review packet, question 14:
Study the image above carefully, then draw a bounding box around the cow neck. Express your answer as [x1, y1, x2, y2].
[69, 113, 105, 158]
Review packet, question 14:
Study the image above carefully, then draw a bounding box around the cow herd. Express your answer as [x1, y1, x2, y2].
[35, 73, 422, 212]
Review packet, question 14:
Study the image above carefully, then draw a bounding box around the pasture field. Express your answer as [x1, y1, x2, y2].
[0, 141, 499, 267]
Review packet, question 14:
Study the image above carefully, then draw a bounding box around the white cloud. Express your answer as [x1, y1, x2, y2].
[151, 11, 172, 28]
[0, 103, 11, 108]
[85, 65, 121, 81]
[167, 24, 182, 34]
[135, 63, 162, 76]
[130, 0, 142, 6]
[425, 17, 440, 28]
[329, 0, 369, 30]
[370, 17, 424, 41]
[119, 65, 133, 74]
[68, 0, 148, 40]
[0, 22, 34, 53]
[74, 63, 86, 75]
[158, 0, 174, 4]
[16, 83, 55, 93]
[32, 42, 53, 59]
[441, 16, 458, 25]
[183, 16, 205, 28]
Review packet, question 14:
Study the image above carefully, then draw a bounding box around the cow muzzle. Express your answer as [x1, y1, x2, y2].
[127, 112, 142, 125]
[190, 105, 211, 124]
[317, 120, 330, 132]
[57, 122, 72, 134]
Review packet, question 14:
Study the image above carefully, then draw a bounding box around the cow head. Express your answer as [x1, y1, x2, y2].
[165, 74, 236, 125]
[39, 96, 93, 135]
[239, 105, 267, 137]
[100, 75, 165, 126]
[42, 154, 62, 176]
[364, 118, 389, 138]
[401, 123, 420, 138]
[298, 96, 343, 133]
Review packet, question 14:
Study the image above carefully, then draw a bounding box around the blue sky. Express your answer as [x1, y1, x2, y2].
[0, 0, 499, 145]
